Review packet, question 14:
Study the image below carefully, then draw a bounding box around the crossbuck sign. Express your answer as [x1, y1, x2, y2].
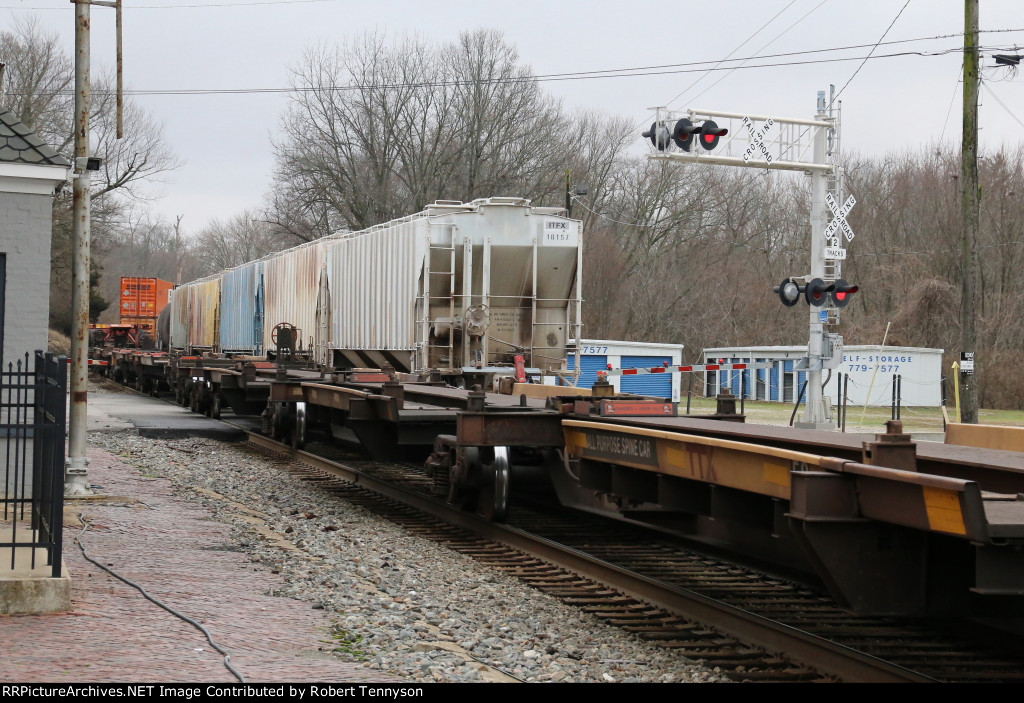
[741, 116, 777, 164]
[824, 193, 856, 244]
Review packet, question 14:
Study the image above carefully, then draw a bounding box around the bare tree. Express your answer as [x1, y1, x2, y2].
[193, 210, 283, 274]
[269, 29, 592, 241]
[0, 16, 74, 154]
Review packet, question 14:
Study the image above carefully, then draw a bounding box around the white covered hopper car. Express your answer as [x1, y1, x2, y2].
[167, 197, 583, 382]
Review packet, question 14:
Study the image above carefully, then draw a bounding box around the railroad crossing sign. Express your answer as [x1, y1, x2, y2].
[824, 193, 856, 244]
[741, 116, 777, 164]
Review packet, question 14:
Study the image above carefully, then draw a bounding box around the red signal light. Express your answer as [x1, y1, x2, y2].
[699, 120, 728, 151]
[830, 279, 859, 308]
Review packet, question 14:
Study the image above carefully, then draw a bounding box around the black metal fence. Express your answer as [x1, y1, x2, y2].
[0, 351, 67, 578]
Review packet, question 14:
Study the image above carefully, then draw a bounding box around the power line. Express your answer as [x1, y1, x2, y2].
[660, 0, 801, 114]
[830, 0, 912, 106]
[981, 80, 1024, 131]
[938, 62, 963, 144]
[687, 0, 832, 107]
[1, 0, 334, 8]
[9, 45, 980, 98]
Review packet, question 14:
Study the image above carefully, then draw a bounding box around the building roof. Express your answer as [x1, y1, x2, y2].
[0, 108, 71, 167]
[702, 345, 943, 355]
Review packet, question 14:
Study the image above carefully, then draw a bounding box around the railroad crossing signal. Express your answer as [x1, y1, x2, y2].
[643, 118, 728, 152]
[643, 121, 673, 151]
[773, 277, 857, 308]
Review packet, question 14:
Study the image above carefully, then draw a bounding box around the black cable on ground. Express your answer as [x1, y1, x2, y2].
[73, 513, 246, 683]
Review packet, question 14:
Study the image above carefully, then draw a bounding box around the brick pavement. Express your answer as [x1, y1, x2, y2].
[0, 448, 409, 684]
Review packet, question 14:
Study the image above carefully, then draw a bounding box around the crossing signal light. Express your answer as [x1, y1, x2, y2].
[672, 118, 699, 151]
[699, 120, 728, 150]
[804, 278, 834, 307]
[642, 122, 672, 151]
[773, 279, 802, 307]
[830, 279, 859, 308]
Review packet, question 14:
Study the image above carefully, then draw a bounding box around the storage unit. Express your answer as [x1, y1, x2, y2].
[566, 339, 684, 401]
[702, 345, 944, 407]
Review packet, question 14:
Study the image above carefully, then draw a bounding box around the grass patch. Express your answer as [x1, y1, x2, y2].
[325, 627, 366, 659]
[680, 395, 1024, 434]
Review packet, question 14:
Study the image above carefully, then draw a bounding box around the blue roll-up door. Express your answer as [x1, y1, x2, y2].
[567, 354, 608, 392]
[729, 358, 741, 396]
[620, 355, 672, 398]
[770, 362, 779, 401]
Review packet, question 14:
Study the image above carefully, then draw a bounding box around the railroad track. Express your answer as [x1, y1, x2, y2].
[238, 432, 1024, 683]
[91, 376, 1024, 682]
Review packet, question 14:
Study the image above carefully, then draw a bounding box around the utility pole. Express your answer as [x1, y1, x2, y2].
[66, 0, 121, 496]
[960, 0, 980, 424]
[65, 0, 94, 496]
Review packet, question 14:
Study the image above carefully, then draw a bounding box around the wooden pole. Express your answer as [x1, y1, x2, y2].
[960, 0, 980, 423]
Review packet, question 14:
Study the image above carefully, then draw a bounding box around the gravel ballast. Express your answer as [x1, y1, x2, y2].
[90, 428, 730, 683]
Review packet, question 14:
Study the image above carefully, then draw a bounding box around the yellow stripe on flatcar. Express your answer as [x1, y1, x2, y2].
[922, 486, 967, 536]
[562, 420, 825, 499]
[762, 460, 791, 488]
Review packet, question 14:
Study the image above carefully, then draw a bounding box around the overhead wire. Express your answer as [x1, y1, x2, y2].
[6, 26, 1020, 98]
[686, 0, 832, 107]
[1, 0, 334, 8]
[981, 80, 1024, 131]
[13, 47, 975, 97]
[829, 0, 912, 106]
[658, 0, 801, 116]
[938, 62, 964, 144]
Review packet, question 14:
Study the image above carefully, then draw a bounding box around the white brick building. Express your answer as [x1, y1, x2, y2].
[0, 108, 70, 366]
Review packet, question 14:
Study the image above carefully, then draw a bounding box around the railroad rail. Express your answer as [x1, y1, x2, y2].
[242, 431, 1024, 683]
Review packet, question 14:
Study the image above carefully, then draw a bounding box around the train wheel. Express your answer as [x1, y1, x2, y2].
[289, 402, 306, 450]
[476, 446, 510, 522]
[209, 392, 222, 420]
[447, 446, 479, 510]
[270, 403, 286, 440]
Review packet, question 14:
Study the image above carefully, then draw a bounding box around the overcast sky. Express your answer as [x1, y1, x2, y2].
[3, 0, 1023, 235]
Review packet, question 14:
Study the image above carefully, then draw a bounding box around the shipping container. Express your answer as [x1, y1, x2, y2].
[118, 277, 173, 322]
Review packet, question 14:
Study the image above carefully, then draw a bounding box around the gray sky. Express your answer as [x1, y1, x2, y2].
[4, 0, 1023, 235]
